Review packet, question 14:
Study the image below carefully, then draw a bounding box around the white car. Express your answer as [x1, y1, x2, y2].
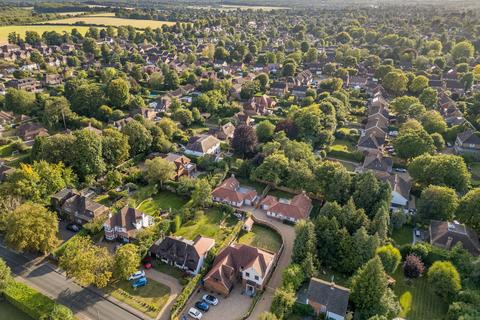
[202, 294, 219, 305]
[128, 270, 145, 281]
[188, 307, 203, 319]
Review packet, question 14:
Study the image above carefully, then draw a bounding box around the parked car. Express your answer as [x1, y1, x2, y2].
[142, 256, 153, 269]
[132, 277, 147, 288]
[195, 301, 210, 312]
[394, 168, 407, 173]
[202, 294, 219, 306]
[188, 307, 202, 319]
[128, 270, 145, 281]
[66, 223, 80, 232]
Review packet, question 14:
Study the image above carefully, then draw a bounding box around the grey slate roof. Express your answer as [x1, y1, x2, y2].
[307, 278, 350, 317]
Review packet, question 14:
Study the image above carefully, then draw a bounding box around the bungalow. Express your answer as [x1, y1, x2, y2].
[430, 220, 480, 256]
[103, 206, 154, 242]
[260, 191, 313, 223]
[269, 81, 288, 97]
[359, 152, 393, 174]
[454, 130, 480, 155]
[381, 174, 411, 209]
[150, 235, 215, 275]
[203, 243, 275, 297]
[163, 153, 196, 180]
[307, 278, 350, 320]
[212, 175, 258, 207]
[214, 122, 235, 140]
[184, 134, 221, 157]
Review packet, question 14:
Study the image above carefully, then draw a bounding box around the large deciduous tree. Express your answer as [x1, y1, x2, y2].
[101, 128, 130, 167]
[231, 124, 257, 157]
[113, 244, 140, 280]
[428, 261, 461, 300]
[121, 119, 153, 155]
[4, 203, 58, 254]
[456, 188, 480, 233]
[106, 78, 130, 108]
[145, 157, 175, 188]
[417, 185, 458, 221]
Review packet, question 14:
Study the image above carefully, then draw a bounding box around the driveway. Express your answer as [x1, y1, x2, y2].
[0, 244, 145, 320]
[144, 269, 183, 320]
[183, 286, 252, 320]
[246, 208, 295, 319]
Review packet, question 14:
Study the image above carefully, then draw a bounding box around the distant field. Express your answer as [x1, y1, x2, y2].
[41, 14, 176, 28]
[0, 25, 91, 45]
[189, 4, 289, 11]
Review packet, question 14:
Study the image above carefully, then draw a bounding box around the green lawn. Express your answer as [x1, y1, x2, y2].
[330, 139, 355, 152]
[174, 208, 236, 244]
[237, 177, 267, 194]
[238, 224, 282, 253]
[316, 268, 350, 288]
[153, 261, 185, 281]
[0, 300, 31, 320]
[392, 225, 413, 246]
[392, 269, 448, 320]
[471, 162, 480, 186]
[105, 278, 171, 318]
[137, 190, 188, 216]
[267, 188, 295, 199]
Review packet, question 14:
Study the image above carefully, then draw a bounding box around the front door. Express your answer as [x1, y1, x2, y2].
[246, 284, 255, 296]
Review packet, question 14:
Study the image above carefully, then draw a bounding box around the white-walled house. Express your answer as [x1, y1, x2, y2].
[104, 206, 154, 242]
[211, 175, 258, 207]
[184, 134, 221, 157]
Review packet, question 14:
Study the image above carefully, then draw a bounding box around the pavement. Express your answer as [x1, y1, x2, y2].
[246, 208, 295, 320]
[0, 244, 146, 320]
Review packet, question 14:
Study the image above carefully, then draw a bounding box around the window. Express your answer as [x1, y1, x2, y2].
[254, 276, 259, 280]
[245, 272, 250, 277]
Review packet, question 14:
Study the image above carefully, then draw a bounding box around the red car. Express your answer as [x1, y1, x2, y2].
[143, 256, 153, 269]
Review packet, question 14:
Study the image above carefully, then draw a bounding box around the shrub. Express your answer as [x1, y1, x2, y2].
[428, 261, 461, 300]
[376, 244, 401, 274]
[403, 254, 425, 278]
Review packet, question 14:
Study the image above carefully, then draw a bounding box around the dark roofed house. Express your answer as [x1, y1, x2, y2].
[291, 86, 309, 99]
[455, 130, 480, 154]
[203, 243, 275, 297]
[17, 122, 48, 142]
[430, 220, 480, 256]
[214, 122, 235, 140]
[103, 206, 154, 242]
[269, 81, 288, 97]
[163, 153, 196, 180]
[384, 174, 411, 208]
[360, 152, 393, 174]
[150, 235, 215, 275]
[307, 278, 350, 320]
[52, 188, 109, 225]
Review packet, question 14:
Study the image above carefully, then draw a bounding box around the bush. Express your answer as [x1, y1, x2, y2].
[403, 254, 425, 278]
[428, 261, 461, 300]
[291, 302, 314, 316]
[3, 280, 72, 320]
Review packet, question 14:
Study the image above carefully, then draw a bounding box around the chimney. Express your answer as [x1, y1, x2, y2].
[446, 236, 453, 249]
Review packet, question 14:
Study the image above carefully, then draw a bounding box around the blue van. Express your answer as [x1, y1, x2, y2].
[132, 277, 148, 288]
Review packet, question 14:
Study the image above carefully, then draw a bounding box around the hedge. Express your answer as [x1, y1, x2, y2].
[170, 273, 203, 320]
[327, 149, 365, 162]
[3, 280, 65, 319]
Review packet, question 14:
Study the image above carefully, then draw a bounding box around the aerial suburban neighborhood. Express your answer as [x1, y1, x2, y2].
[0, 0, 479, 320]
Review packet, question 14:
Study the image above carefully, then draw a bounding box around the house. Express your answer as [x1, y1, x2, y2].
[357, 131, 385, 153]
[455, 130, 480, 154]
[307, 278, 350, 320]
[381, 174, 411, 208]
[214, 122, 235, 140]
[42, 74, 63, 87]
[149, 235, 215, 275]
[244, 95, 276, 116]
[211, 174, 258, 207]
[51, 188, 109, 225]
[234, 112, 254, 126]
[269, 81, 288, 97]
[163, 153, 196, 180]
[17, 123, 48, 142]
[429, 220, 480, 256]
[185, 134, 221, 157]
[359, 152, 393, 174]
[203, 243, 275, 297]
[6, 78, 40, 92]
[103, 206, 154, 242]
[291, 86, 309, 99]
[260, 191, 313, 223]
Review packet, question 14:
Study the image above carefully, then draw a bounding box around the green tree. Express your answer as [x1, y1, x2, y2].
[419, 87, 438, 108]
[352, 171, 391, 217]
[70, 83, 104, 116]
[174, 108, 194, 126]
[456, 188, 480, 233]
[417, 185, 458, 221]
[282, 63, 296, 77]
[43, 96, 71, 129]
[164, 69, 180, 90]
[72, 129, 106, 180]
[255, 73, 269, 91]
[231, 124, 257, 157]
[191, 179, 212, 208]
[102, 128, 130, 167]
[113, 244, 140, 280]
[428, 261, 461, 300]
[0, 258, 12, 290]
[253, 152, 289, 185]
[271, 286, 296, 320]
[376, 244, 401, 274]
[421, 110, 447, 134]
[314, 161, 352, 203]
[393, 124, 435, 160]
[409, 154, 471, 194]
[383, 70, 408, 96]
[451, 41, 475, 63]
[59, 236, 113, 288]
[145, 157, 175, 188]
[43, 304, 75, 320]
[292, 220, 317, 264]
[106, 78, 130, 108]
[350, 256, 400, 319]
[259, 312, 278, 320]
[256, 120, 275, 142]
[409, 75, 429, 95]
[282, 264, 305, 291]
[4, 203, 58, 254]
[5, 88, 36, 115]
[121, 120, 153, 155]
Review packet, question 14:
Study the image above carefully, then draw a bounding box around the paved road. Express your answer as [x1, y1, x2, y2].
[247, 208, 295, 320]
[0, 245, 143, 320]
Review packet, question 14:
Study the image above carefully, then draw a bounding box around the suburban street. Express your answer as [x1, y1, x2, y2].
[0, 244, 143, 320]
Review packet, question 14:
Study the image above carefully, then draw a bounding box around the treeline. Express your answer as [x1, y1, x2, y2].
[33, 2, 102, 13]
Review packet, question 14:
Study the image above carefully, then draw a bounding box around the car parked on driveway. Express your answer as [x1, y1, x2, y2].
[202, 294, 218, 306]
[132, 277, 147, 288]
[66, 223, 80, 232]
[128, 270, 145, 281]
[142, 256, 153, 269]
[195, 301, 210, 312]
[188, 307, 202, 319]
